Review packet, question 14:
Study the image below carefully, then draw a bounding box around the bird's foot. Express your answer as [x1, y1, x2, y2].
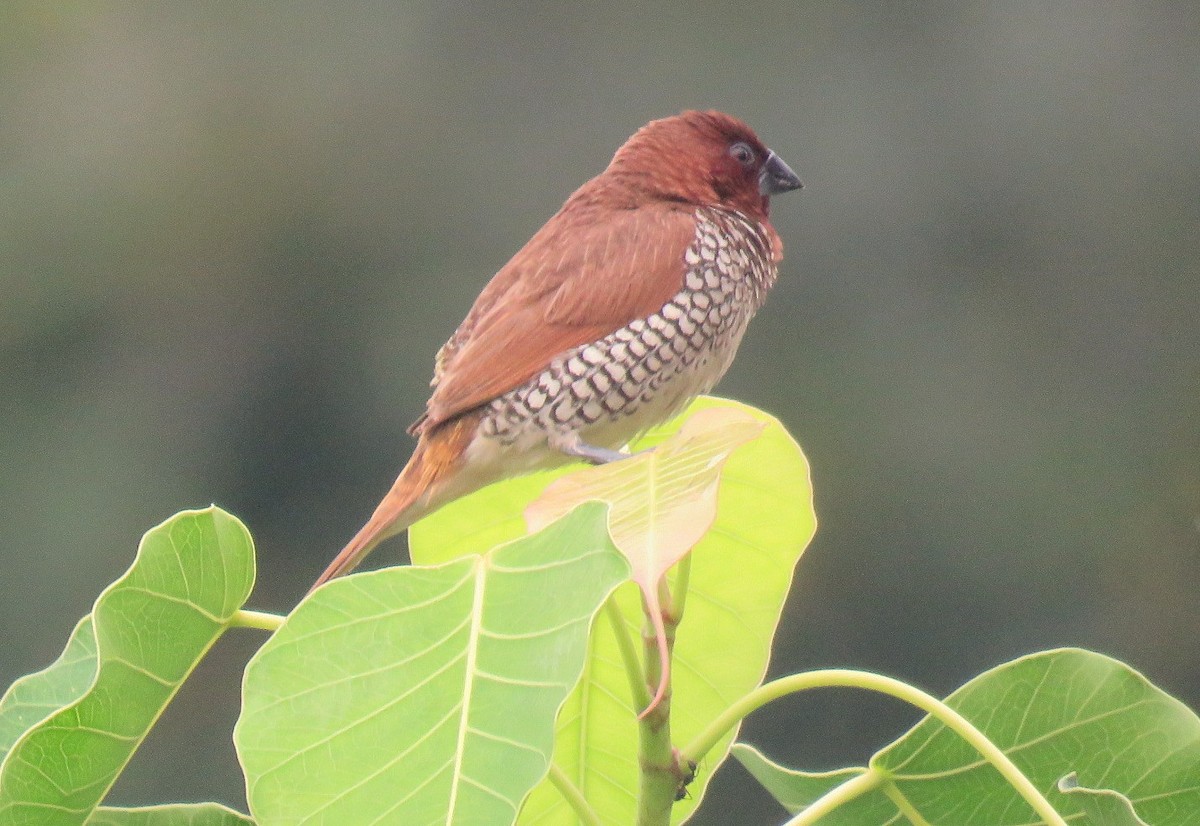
[549, 433, 633, 465]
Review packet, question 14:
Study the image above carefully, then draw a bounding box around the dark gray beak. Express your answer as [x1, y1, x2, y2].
[759, 150, 803, 196]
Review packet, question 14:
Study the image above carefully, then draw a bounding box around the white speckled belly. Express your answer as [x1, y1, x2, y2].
[474, 206, 777, 463]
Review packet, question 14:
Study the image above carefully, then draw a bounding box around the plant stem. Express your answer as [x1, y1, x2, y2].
[667, 552, 691, 622]
[605, 596, 650, 711]
[781, 770, 883, 826]
[228, 609, 285, 632]
[636, 583, 681, 826]
[679, 669, 1067, 826]
[547, 763, 603, 826]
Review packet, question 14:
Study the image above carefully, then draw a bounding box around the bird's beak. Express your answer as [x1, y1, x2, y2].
[759, 150, 803, 196]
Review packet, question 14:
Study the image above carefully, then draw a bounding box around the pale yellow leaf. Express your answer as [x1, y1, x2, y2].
[524, 407, 765, 713]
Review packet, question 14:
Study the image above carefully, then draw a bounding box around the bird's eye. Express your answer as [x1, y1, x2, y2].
[729, 142, 755, 167]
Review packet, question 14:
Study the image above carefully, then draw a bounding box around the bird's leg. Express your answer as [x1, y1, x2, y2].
[549, 432, 630, 465]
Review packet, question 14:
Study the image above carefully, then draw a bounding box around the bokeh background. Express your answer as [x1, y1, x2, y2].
[3, 2, 1198, 822]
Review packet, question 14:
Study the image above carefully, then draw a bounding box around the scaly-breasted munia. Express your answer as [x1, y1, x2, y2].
[312, 110, 802, 589]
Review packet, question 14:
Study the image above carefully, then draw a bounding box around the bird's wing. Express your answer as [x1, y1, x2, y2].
[415, 203, 697, 432]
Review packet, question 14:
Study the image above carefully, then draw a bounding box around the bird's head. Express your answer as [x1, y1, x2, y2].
[603, 110, 802, 221]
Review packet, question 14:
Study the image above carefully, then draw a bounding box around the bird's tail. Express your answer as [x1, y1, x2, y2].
[308, 416, 479, 594]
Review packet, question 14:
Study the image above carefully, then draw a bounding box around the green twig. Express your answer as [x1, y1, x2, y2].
[680, 669, 1067, 826]
[636, 580, 681, 826]
[547, 763, 603, 826]
[667, 552, 692, 622]
[605, 596, 650, 711]
[227, 609, 285, 632]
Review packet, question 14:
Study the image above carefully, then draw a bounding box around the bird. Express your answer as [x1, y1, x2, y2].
[311, 110, 802, 591]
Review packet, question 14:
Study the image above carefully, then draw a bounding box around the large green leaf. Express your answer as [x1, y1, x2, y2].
[735, 649, 1200, 824]
[87, 803, 254, 825]
[236, 502, 628, 825]
[0, 507, 256, 825]
[410, 397, 817, 824]
[0, 617, 98, 763]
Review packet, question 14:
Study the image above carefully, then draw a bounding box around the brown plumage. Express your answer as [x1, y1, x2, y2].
[311, 110, 801, 590]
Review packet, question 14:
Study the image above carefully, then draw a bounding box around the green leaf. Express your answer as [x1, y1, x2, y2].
[1057, 772, 1149, 825]
[740, 649, 1200, 824]
[730, 744, 866, 815]
[411, 397, 817, 825]
[236, 502, 628, 826]
[0, 507, 256, 826]
[87, 803, 254, 825]
[0, 617, 98, 762]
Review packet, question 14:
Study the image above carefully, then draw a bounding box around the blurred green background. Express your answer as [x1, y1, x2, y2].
[2, 2, 1198, 822]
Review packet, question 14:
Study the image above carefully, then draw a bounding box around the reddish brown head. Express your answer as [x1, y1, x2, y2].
[599, 110, 802, 221]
